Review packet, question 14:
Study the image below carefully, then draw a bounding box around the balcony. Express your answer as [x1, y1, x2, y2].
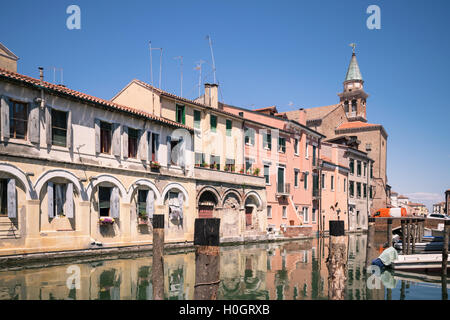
[194, 167, 265, 188]
[276, 183, 291, 196]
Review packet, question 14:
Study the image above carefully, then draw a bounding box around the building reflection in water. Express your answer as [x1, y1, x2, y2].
[0, 234, 447, 300]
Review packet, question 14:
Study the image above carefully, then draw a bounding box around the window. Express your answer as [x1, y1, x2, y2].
[370, 186, 373, 199]
[357, 161, 362, 176]
[363, 183, 367, 198]
[263, 131, 272, 150]
[349, 181, 354, 197]
[344, 100, 349, 112]
[100, 121, 112, 154]
[176, 105, 185, 125]
[225, 158, 235, 172]
[226, 119, 232, 136]
[137, 189, 148, 216]
[305, 142, 309, 159]
[9, 100, 28, 140]
[210, 114, 217, 133]
[304, 172, 308, 190]
[0, 179, 7, 216]
[99, 186, 112, 217]
[294, 138, 299, 155]
[363, 162, 367, 177]
[303, 207, 309, 223]
[277, 167, 285, 193]
[245, 158, 254, 173]
[312, 208, 317, 223]
[195, 152, 205, 166]
[51, 109, 68, 147]
[194, 110, 201, 129]
[239, 111, 244, 117]
[267, 206, 272, 218]
[128, 128, 139, 158]
[331, 175, 334, 191]
[370, 163, 373, 178]
[349, 159, 354, 174]
[344, 178, 347, 192]
[282, 206, 287, 218]
[52, 183, 68, 217]
[151, 133, 159, 161]
[278, 137, 286, 153]
[312, 145, 317, 165]
[294, 170, 299, 187]
[244, 127, 255, 145]
[210, 155, 220, 170]
[357, 182, 361, 198]
[264, 164, 270, 184]
[321, 173, 325, 189]
[352, 99, 357, 112]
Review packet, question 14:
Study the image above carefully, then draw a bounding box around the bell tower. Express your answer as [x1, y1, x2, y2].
[338, 44, 369, 122]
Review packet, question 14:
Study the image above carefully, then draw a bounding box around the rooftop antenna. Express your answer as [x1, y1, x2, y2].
[149, 41, 163, 88]
[205, 35, 216, 84]
[51, 67, 64, 85]
[194, 60, 205, 98]
[173, 56, 183, 96]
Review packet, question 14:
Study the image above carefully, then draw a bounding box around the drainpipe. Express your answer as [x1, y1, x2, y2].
[318, 136, 322, 237]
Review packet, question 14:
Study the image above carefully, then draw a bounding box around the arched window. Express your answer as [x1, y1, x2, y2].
[344, 101, 349, 113]
[351, 100, 357, 112]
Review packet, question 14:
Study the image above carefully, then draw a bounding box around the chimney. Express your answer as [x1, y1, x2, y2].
[38, 67, 44, 82]
[204, 83, 218, 108]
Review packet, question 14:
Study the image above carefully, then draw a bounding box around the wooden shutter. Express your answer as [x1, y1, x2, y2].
[177, 193, 184, 220]
[94, 119, 101, 154]
[7, 179, 16, 218]
[67, 111, 73, 149]
[147, 132, 152, 162]
[112, 123, 121, 156]
[65, 183, 74, 218]
[166, 135, 172, 166]
[28, 102, 40, 144]
[47, 182, 54, 218]
[1, 96, 10, 140]
[45, 105, 52, 145]
[122, 126, 128, 159]
[110, 187, 120, 218]
[146, 189, 154, 218]
[138, 129, 148, 160]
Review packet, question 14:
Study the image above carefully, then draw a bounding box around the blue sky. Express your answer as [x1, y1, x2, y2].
[1, 0, 449, 210]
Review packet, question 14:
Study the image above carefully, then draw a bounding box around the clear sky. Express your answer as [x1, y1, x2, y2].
[1, 0, 449, 210]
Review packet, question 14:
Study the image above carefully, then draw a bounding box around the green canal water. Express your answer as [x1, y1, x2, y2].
[0, 234, 447, 300]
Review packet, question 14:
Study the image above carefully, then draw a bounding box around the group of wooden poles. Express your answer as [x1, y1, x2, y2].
[151, 214, 221, 300]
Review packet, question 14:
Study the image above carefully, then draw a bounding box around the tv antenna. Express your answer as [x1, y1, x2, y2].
[173, 56, 183, 96]
[194, 60, 205, 98]
[149, 41, 163, 89]
[51, 67, 64, 85]
[205, 35, 217, 84]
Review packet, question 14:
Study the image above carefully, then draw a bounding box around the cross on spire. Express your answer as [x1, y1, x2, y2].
[349, 43, 356, 54]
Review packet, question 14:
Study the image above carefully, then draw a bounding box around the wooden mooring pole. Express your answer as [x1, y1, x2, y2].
[406, 220, 411, 255]
[152, 214, 165, 300]
[442, 220, 449, 276]
[401, 219, 406, 255]
[194, 218, 221, 300]
[411, 219, 416, 254]
[366, 217, 376, 268]
[387, 219, 393, 246]
[327, 220, 347, 300]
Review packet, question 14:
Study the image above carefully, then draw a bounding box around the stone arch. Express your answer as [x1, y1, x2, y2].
[196, 186, 221, 207]
[126, 179, 161, 204]
[244, 191, 263, 210]
[34, 169, 85, 200]
[0, 163, 34, 200]
[221, 189, 242, 208]
[86, 174, 127, 202]
[160, 183, 189, 206]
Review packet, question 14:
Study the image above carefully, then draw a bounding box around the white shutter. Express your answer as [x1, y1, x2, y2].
[177, 192, 184, 220]
[166, 135, 172, 166]
[112, 123, 121, 157]
[65, 183, 74, 218]
[7, 179, 16, 218]
[94, 119, 101, 154]
[147, 132, 152, 162]
[122, 126, 128, 159]
[1, 96, 10, 140]
[67, 111, 72, 149]
[138, 129, 148, 161]
[45, 105, 52, 145]
[28, 102, 40, 144]
[47, 182, 54, 218]
[110, 187, 120, 219]
[146, 189, 154, 218]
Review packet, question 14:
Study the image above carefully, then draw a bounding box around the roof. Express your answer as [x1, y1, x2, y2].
[397, 195, 409, 199]
[284, 104, 340, 122]
[0, 67, 193, 131]
[345, 53, 363, 81]
[0, 42, 19, 61]
[408, 202, 426, 207]
[336, 121, 381, 130]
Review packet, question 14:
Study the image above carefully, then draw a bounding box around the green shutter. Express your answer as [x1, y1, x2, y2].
[194, 110, 201, 129]
[226, 119, 232, 136]
[210, 115, 217, 132]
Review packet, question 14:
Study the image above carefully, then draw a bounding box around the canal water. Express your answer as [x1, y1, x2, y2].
[0, 234, 447, 300]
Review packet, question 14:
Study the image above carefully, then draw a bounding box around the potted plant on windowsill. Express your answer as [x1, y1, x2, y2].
[253, 168, 260, 176]
[224, 166, 230, 172]
[150, 161, 160, 171]
[231, 165, 235, 173]
[239, 167, 244, 174]
[99, 217, 115, 226]
[138, 212, 149, 225]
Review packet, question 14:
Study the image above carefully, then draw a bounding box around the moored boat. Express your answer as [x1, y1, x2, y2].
[391, 254, 450, 272]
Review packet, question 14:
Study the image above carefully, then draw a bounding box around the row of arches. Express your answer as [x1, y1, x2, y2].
[0, 163, 188, 206]
[196, 186, 263, 210]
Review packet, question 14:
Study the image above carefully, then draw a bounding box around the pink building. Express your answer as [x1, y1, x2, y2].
[220, 105, 324, 235]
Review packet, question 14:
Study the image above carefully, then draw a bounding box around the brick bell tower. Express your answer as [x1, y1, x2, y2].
[338, 44, 369, 122]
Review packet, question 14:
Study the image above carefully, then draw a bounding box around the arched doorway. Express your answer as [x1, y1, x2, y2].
[198, 190, 218, 218]
[244, 195, 259, 229]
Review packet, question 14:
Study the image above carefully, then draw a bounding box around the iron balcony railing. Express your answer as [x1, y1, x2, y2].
[277, 183, 290, 195]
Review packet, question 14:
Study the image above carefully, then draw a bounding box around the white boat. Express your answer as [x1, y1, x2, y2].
[394, 241, 449, 253]
[391, 254, 450, 272]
